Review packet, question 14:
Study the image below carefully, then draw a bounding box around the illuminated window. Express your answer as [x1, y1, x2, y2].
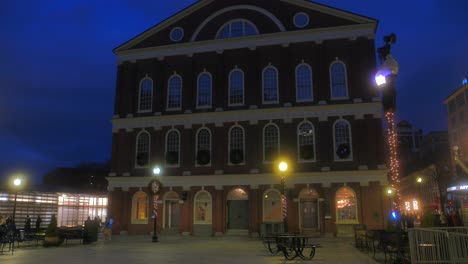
[216, 19, 258, 39]
[262, 66, 279, 104]
[229, 68, 244, 105]
[296, 63, 313, 102]
[135, 131, 150, 167]
[297, 121, 315, 161]
[197, 72, 212, 108]
[132, 191, 148, 224]
[167, 74, 182, 110]
[138, 76, 153, 112]
[263, 189, 282, 222]
[335, 187, 358, 223]
[194, 191, 212, 224]
[263, 123, 279, 163]
[229, 126, 245, 165]
[330, 60, 348, 99]
[333, 120, 353, 161]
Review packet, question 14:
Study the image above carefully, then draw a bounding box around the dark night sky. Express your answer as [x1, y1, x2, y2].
[1, 0, 467, 183]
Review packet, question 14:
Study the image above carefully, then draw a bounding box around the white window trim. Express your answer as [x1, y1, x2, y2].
[165, 129, 180, 168]
[293, 12, 310, 28]
[135, 130, 151, 168]
[263, 122, 280, 164]
[195, 127, 212, 167]
[329, 59, 349, 100]
[262, 188, 282, 222]
[335, 187, 359, 224]
[131, 191, 149, 224]
[295, 63, 314, 103]
[228, 125, 246, 166]
[193, 190, 212, 225]
[332, 119, 353, 162]
[262, 65, 279, 105]
[297, 121, 316, 163]
[215, 18, 259, 39]
[137, 76, 153, 113]
[169, 27, 184, 42]
[196, 71, 213, 109]
[228, 68, 245, 106]
[166, 73, 183, 111]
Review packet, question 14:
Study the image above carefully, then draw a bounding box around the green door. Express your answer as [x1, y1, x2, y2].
[228, 200, 249, 229]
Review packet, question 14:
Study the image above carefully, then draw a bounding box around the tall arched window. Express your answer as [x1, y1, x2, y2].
[297, 121, 315, 161]
[197, 72, 212, 108]
[296, 63, 313, 102]
[263, 189, 282, 222]
[194, 191, 212, 224]
[135, 131, 150, 167]
[263, 123, 279, 162]
[165, 129, 180, 166]
[196, 128, 211, 166]
[262, 66, 279, 104]
[330, 60, 348, 99]
[167, 74, 182, 110]
[335, 187, 358, 223]
[229, 126, 245, 165]
[229, 68, 244, 105]
[333, 120, 353, 161]
[216, 19, 258, 39]
[138, 77, 153, 112]
[132, 191, 148, 224]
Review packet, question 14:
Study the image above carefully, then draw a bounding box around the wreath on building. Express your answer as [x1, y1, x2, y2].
[136, 152, 149, 166]
[336, 143, 351, 159]
[165, 151, 179, 165]
[148, 179, 163, 195]
[196, 150, 211, 165]
[300, 145, 315, 160]
[230, 149, 244, 164]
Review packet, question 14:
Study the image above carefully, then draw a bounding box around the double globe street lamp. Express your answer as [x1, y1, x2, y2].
[150, 166, 162, 243]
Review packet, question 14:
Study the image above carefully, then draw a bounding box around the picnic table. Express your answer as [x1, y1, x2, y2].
[262, 234, 321, 260]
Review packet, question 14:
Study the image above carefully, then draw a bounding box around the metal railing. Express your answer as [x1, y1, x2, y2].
[409, 227, 468, 264]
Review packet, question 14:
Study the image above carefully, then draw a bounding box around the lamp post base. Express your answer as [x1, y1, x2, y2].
[152, 235, 158, 242]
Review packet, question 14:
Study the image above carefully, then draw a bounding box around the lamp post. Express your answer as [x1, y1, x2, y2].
[150, 166, 162, 243]
[278, 161, 288, 233]
[375, 33, 401, 212]
[11, 177, 23, 224]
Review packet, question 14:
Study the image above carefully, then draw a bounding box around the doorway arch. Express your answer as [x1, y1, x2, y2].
[226, 188, 249, 230]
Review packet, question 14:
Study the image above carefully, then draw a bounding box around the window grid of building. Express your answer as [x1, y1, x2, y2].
[197, 73, 212, 107]
[229, 69, 244, 105]
[263, 67, 278, 103]
[168, 75, 182, 109]
[230, 127, 244, 151]
[298, 122, 315, 160]
[138, 78, 153, 112]
[216, 20, 258, 39]
[264, 124, 279, 161]
[136, 132, 150, 167]
[330, 62, 348, 99]
[197, 129, 211, 151]
[296, 64, 313, 101]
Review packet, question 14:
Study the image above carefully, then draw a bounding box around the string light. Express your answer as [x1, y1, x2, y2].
[385, 112, 402, 211]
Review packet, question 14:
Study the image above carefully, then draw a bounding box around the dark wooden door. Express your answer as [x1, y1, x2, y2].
[228, 200, 249, 229]
[301, 200, 318, 229]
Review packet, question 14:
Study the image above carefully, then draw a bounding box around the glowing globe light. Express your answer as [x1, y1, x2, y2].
[375, 74, 386, 86]
[13, 178, 22, 186]
[153, 167, 161, 175]
[278, 161, 288, 172]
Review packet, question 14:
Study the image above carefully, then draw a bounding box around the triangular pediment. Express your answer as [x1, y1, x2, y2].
[114, 0, 377, 54]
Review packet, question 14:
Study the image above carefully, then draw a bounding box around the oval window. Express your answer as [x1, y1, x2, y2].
[170, 27, 184, 42]
[294, 12, 309, 28]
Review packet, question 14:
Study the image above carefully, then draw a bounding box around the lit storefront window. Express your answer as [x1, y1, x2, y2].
[194, 191, 212, 224]
[335, 187, 358, 223]
[131, 191, 148, 224]
[263, 189, 282, 222]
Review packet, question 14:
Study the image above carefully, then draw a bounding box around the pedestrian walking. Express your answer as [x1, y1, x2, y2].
[25, 215, 31, 233]
[104, 216, 114, 241]
[35, 215, 42, 232]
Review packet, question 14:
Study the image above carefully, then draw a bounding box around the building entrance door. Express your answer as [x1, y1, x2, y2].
[301, 200, 319, 229]
[228, 200, 249, 229]
[164, 201, 180, 228]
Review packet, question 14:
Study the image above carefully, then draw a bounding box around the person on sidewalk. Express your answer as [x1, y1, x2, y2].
[104, 216, 114, 241]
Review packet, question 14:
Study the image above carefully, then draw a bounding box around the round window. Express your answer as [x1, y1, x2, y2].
[170, 27, 184, 42]
[293, 12, 309, 28]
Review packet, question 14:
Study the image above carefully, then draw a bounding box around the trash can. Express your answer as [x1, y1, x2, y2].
[19, 230, 25, 240]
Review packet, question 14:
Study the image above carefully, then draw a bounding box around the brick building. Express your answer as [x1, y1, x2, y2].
[107, 0, 390, 237]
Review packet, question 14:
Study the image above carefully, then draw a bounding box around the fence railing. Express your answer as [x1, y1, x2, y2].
[409, 227, 468, 264]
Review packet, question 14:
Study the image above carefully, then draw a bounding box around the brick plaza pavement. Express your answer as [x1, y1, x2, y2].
[1, 235, 378, 264]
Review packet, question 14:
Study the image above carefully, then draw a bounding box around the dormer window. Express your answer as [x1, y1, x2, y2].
[216, 19, 258, 39]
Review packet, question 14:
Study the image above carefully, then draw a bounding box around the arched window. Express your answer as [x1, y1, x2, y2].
[333, 120, 353, 161]
[229, 69, 244, 105]
[196, 128, 211, 166]
[330, 60, 348, 99]
[229, 126, 245, 165]
[263, 123, 279, 162]
[165, 129, 180, 166]
[167, 74, 182, 110]
[135, 131, 150, 167]
[194, 191, 212, 224]
[263, 189, 282, 222]
[335, 187, 358, 223]
[262, 66, 279, 104]
[197, 72, 212, 108]
[216, 19, 258, 39]
[132, 191, 148, 224]
[296, 63, 313, 102]
[138, 77, 153, 112]
[297, 121, 315, 161]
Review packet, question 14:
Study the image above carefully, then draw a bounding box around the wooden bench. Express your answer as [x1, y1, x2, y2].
[59, 228, 84, 246]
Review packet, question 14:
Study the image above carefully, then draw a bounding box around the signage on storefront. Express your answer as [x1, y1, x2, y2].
[447, 185, 468, 192]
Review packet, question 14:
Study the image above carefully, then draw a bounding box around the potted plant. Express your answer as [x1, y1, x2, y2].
[43, 214, 63, 247]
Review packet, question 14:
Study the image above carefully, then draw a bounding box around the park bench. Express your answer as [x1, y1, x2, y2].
[59, 227, 84, 246]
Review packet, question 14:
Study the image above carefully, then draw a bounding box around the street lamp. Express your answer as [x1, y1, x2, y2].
[11, 175, 24, 224]
[150, 166, 162, 243]
[277, 160, 289, 233]
[375, 33, 401, 212]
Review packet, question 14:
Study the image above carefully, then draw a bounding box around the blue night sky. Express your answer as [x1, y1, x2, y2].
[1, 0, 467, 183]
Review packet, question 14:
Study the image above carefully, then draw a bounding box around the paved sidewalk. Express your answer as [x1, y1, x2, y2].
[1, 235, 378, 264]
